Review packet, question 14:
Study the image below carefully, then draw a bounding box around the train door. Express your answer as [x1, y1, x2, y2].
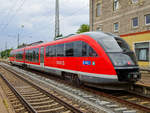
[40, 47, 44, 67]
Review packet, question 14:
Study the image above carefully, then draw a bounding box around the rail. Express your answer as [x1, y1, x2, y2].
[0, 65, 83, 113]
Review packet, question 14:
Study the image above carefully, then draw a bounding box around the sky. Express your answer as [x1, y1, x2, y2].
[0, 0, 89, 50]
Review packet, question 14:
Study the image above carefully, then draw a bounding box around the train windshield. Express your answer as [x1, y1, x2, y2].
[99, 37, 131, 52]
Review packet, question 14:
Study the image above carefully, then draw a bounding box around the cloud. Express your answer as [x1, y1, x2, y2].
[0, 0, 89, 50]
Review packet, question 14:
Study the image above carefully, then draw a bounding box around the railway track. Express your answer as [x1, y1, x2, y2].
[18, 64, 150, 112]
[1, 62, 150, 112]
[83, 87, 150, 113]
[18, 66, 150, 112]
[0, 65, 84, 113]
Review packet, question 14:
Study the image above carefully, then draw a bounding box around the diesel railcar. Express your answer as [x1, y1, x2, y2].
[9, 32, 141, 89]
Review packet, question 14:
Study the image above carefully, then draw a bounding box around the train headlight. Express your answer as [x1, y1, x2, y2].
[108, 53, 135, 66]
[133, 74, 138, 78]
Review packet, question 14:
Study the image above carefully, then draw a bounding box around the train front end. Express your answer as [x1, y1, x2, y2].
[98, 33, 141, 83]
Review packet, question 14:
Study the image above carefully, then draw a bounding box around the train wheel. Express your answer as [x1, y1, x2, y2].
[61, 72, 66, 80]
[72, 74, 82, 87]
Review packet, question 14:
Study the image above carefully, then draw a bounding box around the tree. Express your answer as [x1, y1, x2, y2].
[0, 48, 13, 59]
[76, 24, 90, 34]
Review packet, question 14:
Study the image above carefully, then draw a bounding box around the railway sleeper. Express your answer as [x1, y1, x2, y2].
[34, 103, 59, 110]
[24, 94, 46, 99]
[20, 91, 40, 95]
[27, 97, 50, 103]
[37, 106, 65, 113]
[31, 100, 54, 106]
[21, 92, 43, 97]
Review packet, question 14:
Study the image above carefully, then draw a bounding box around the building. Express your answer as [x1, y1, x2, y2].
[90, 0, 150, 67]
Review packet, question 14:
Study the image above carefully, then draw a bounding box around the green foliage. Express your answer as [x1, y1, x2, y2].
[76, 24, 90, 34]
[17, 43, 27, 48]
[0, 48, 13, 59]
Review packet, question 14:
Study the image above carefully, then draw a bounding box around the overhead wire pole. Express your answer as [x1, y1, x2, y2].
[55, 0, 60, 40]
[91, 0, 94, 31]
[5, 41, 7, 58]
[17, 33, 19, 48]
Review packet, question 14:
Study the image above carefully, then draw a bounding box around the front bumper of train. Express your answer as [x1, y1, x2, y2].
[115, 66, 141, 82]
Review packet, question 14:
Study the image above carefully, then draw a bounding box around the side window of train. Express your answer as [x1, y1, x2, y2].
[46, 45, 56, 57]
[74, 41, 82, 57]
[27, 50, 29, 61]
[82, 41, 98, 57]
[46, 46, 49, 57]
[29, 49, 33, 62]
[82, 42, 87, 56]
[88, 46, 97, 57]
[49, 46, 53, 57]
[26, 50, 28, 61]
[65, 42, 74, 56]
[36, 48, 39, 62]
[56, 44, 64, 57]
[33, 49, 36, 62]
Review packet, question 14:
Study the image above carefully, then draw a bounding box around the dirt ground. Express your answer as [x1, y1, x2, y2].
[0, 85, 15, 113]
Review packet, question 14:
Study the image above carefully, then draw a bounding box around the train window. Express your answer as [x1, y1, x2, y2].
[49, 46, 53, 57]
[29, 49, 33, 62]
[99, 37, 122, 52]
[36, 48, 39, 62]
[28, 50, 30, 61]
[88, 46, 97, 57]
[46, 46, 49, 57]
[65, 43, 74, 56]
[25, 50, 28, 60]
[45, 41, 97, 58]
[51, 46, 56, 57]
[56, 44, 64, 57]
[82, 42, 87, 56]
[74, 41, 82, 57]
[16, 51, 23, 60]
[33, 49, 36, 62]
[115, 38, 130, 52]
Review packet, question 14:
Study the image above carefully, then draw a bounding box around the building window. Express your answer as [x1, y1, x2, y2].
[132, 17, 138, 28]
[145, 14, 150, 25]
[113, 0, 119, 11]
[114, 22, 119, 32]
[96, 27, 102, 31]
[96, 3, 101, 17]
[131, 0, 139, 3]
[135, 42, 149, 61]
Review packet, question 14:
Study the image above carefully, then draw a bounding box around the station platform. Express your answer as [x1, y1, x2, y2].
[136, 70, 150, 87]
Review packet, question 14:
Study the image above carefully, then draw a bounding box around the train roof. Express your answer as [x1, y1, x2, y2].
[11, 31, 120, 52]
[83, 31, 120, 41]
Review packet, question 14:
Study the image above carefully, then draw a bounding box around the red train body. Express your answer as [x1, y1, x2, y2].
[9, 32, 141, 89]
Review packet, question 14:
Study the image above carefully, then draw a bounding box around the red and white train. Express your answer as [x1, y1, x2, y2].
[9, 32, 141, 89]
